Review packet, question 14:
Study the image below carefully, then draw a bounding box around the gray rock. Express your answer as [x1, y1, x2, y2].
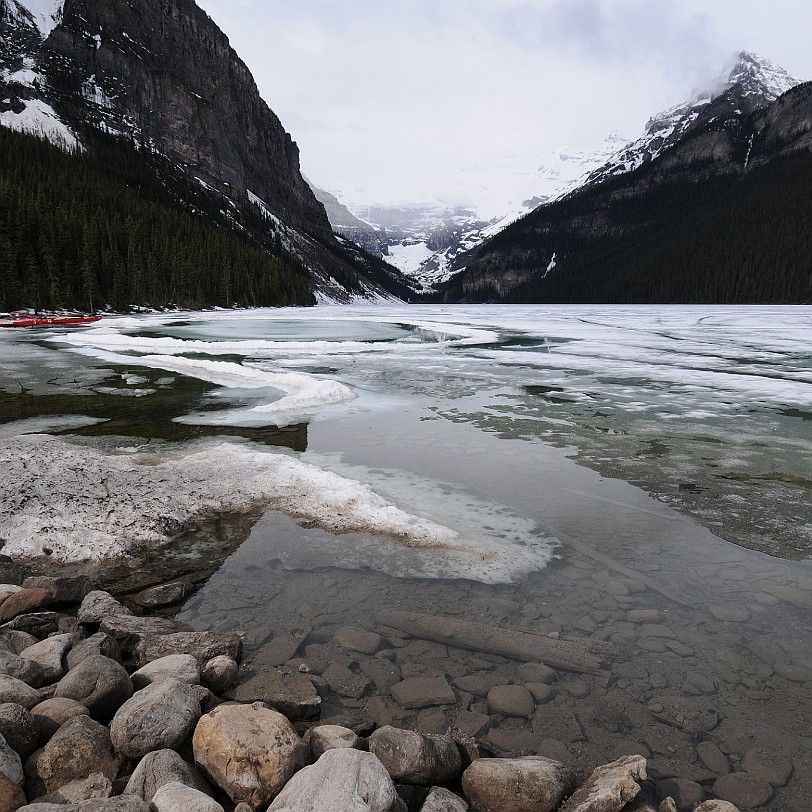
[2, 612, 66, 638]
[452, 674, 504, 697]
[38, 772, 112, 803]
[227, 666, 321, 721]
[100, 616, 191, 654]
[692, 802, 741, 812]
[0, 674, 39, 708]
[110, 677, 201, 759]
[626, 610, 661, 623]
[709, 605, 749, 623]
[656, 778, 704, 811]
[741, 746, 793, 787]
[258, 629, 310, 667]
[200, 656, 238, 695]
[267, 747, 406, 812]
[0, 630, 38, 655]
[22, 576, 93, 606]
[66, 633, 122, 670]
[30, 697, 89, 743]
[390, 677, 456, 709]
[77, 592, 133, 625]
[19, 634, 73, 684]
[360, 658, 402, 693]
[696, 742, 730, 775]
[304, 725, 359, 761]
[368, 726, 462, 785]
[0, 649, 45, 688]
[150, 782, 223, 812]
[516, 663, 557, 684]
[462, 756, 576, 812]
[323, 662, 371, 699]
[712, 773, 772, 809]
[192, 703, 306, 808]
[36, 715, 120, 793]
[553, 754, 646, 811]
[486, 685, 534, 718]
[0, 703, 38, 759]
[133, 581, 193, 609]
[452, 710, 490, 738]
[133, 632, 242, 668]
[526, 683, 556, 704]
[0, 731, 24, 785]
[420, 787, 468, 812]
[75, 799, 150, 811]
[54, 655, 133, 720]
[130, 654, 200, 690]
[123, 749, 211, 802]
[334, 626, 383, 655]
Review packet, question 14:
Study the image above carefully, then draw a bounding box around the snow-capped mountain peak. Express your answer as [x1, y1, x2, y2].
[583, 51, 802, 188]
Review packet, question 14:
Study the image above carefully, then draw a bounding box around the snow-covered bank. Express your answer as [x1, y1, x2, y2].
[0, 434, 471, 562]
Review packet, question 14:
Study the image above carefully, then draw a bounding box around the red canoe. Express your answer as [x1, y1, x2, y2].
[0, 315, 102, 328]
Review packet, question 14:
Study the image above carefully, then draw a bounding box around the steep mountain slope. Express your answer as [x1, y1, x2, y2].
[439, 54, 811, 304]
[0, 0, 414, 306]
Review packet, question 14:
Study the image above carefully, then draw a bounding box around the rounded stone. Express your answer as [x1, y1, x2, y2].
[124, 748, 212, 802]
[0, 674, 39, 709]
[200, 656, 238, 695]
[268, 748, 404, 812]
[19, 634, 73, 684]
[0, 649, 45, 688]
[130, 654, 200, 690]
[333, 626, 383, 655]
[487, 685, 535, 718]
[462, 756, 577, 812]
[368, 725, 462, 785]
[657, 777, 704, 810]
[742, 746, 793, 786]
[694, 801, 742, 812]
[696, 741, 730, 775]
[110, 677, 201, 759]
[0, 732, 24, 786]
[304, 724, 359, 761]
[30, 698, 89, 743]
[151, 781, 223, 812]
[0, 703, 39, 759]
[65, 633, 122, 671]
[54, 655, 133, 721]
[713, 772, 773, 809]
[192, 703, 306, 809]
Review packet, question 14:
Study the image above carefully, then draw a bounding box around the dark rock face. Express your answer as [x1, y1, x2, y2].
[42, 0, 332, 241]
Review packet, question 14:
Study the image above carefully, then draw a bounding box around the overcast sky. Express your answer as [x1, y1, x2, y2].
[196, 1, 812, 212]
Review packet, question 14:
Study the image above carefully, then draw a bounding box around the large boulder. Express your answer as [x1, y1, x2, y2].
[462, 756, 576, 812]
[36, 715, 120, 793]
[369, 726, 462, 785]
[0, 588, 53, 622]
[130, 654, 200, 690]
[133, 632, 242, 668]
[192, 703, 306, 808]
[37, 773, 113, 804]
[53, 655, 133, 720]
[123, 749, 211, 802]
[150, 782, 223, 812]
[77, 592, 133, 625]
[268, 748, 406, 812]
[0, 675, 39, 709]
[19, 634, 73, 684]
[30, 698, 89, 743]
[0, 703, 39, 759]
[561, 754, 647, 811]
[110, 678, 201, 759]
[0, 649, 45, 688]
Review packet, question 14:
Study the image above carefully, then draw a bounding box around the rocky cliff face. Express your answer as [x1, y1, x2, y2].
[40, 0, 331, 239]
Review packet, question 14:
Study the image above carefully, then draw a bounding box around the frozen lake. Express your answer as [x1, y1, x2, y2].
[2, 304, 811, 807]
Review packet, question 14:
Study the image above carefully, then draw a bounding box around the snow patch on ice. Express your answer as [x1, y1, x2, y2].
[0, 434, 473, 563]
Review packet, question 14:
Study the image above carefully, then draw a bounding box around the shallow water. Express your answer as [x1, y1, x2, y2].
[2, 304, 811, 808]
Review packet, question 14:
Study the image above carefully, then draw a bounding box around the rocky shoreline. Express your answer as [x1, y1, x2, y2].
[0, 564, 785, 812]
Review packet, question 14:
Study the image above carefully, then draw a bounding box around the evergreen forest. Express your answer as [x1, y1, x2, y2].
[0, 126, 316, 313]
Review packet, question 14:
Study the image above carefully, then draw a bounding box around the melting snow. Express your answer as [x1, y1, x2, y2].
[13, 0, 64, 38]
[0, 98, 80, 151]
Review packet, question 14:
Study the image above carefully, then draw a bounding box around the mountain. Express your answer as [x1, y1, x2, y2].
[437, 52, 812, 304]
[315, 132, 632, 292]
[0, 0, 415, 310]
